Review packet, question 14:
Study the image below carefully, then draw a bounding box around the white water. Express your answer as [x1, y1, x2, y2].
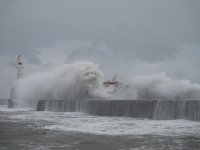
[12, 61, 200, 108]
[13, 61, 113, 108]
[130, 73, 200, 99]
[1, 108, 200, 136]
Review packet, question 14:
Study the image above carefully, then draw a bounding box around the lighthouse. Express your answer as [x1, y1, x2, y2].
[8, 55, 24, 108]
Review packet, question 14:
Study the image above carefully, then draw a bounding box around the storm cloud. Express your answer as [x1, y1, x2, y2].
[0, 0, 200, 98]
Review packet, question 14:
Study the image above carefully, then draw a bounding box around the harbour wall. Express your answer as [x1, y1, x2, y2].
[37, 99, 200, 121]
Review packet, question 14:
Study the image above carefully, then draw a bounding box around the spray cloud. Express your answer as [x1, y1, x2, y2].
[13, 61, 200, 108]
[14, 61, 112, 108]
[129, 73, 200, 99]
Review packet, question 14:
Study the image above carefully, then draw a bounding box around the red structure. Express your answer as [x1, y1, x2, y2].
[103, 80, 119, 87]
[103, 74, 119, 87]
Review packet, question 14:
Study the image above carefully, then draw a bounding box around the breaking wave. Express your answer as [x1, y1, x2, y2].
[13, 61, 112, 108]
[13, 61, 200, 108]
[129, 73, 200, 99]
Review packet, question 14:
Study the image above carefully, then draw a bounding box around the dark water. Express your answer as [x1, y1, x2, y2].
[1, 106, 200, 150]
[1, 121, 200, 150]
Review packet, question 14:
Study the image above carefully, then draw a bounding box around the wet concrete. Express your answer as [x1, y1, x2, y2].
[37, 99, 200, 121]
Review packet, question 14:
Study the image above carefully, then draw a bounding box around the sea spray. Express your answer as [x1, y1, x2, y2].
[13, 61, 200, 108]
[14, 61, 112, 108]
[129, 73, 200, 99]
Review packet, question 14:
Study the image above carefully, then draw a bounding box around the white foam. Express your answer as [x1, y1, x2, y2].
[129, 73, 200, 99]
[5, 110, 200, 136]
[0, 107, 33, 112]
[12, 61, 200, 109]
[13, 61, 113, 108]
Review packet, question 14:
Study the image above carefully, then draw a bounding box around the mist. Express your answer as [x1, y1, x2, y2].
[13, 62, 112, 108]
[13, 61, 200, 108]
[0, 0, 200, 98]
[130, 73, 200, 99]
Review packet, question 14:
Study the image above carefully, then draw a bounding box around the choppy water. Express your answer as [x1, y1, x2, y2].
[0, 106, 200, 150]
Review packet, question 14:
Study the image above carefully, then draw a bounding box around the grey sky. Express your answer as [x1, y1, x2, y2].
[0, 0, 200, 98]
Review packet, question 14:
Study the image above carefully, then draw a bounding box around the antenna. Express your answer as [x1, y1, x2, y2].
[16, 54, 24, 80]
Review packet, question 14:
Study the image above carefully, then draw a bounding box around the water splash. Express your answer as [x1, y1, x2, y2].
[13, 61, 200, 109]
[14, 61, 112, 108]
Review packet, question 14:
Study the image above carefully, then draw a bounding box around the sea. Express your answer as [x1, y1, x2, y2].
[0, 104, 200, 150]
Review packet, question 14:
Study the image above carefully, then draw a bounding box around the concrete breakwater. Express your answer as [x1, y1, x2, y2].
[37, 99, 200, 121]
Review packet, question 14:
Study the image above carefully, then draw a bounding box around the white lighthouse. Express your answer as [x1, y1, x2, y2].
[8, 55, 24, 108]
